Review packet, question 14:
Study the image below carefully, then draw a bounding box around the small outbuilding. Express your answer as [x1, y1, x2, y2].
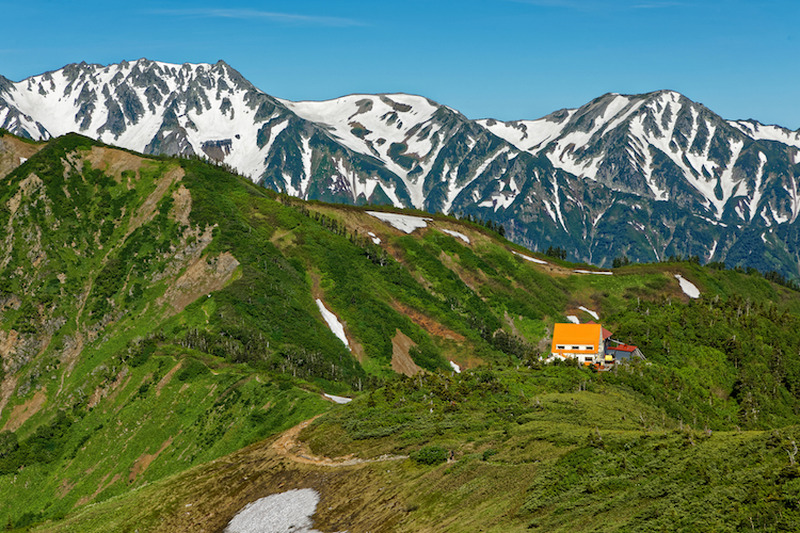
[604, 344, 644, 363]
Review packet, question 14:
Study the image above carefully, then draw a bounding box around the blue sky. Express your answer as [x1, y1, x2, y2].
[1, 0, 798, 128]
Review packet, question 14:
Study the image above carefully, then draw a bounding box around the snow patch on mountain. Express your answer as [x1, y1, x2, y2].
[441, 229, 470, 244]
[323, 393, 352, 404]
[316, 299, 350, 350]
[513, 251, 548, 265]
[729, 120, 800, 149]
[367, 211, 431, 233]
[674, 274, 700, 298]
[224, 489, 331, 533]
[574, 269, 613, 275]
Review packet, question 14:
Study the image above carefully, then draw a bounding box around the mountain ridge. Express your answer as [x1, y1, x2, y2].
[2, 59, 800, 277]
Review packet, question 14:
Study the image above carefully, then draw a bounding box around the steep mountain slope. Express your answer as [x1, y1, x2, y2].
[2, 131, 800, 531]
[3, 60, 800, 277]
[0, 130, 567, 529]
[481, 90, 800, 225]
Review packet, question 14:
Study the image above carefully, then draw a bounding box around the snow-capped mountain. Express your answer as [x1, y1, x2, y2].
[2, 60, 800, 277]
[481, 91, 800, 224]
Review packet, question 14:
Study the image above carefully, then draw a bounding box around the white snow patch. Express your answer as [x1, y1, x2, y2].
[224, 489, 332, 533]
[18, 157, 27, 164]
[367, 231, 381, 245]
[449, 361, 461, 373]
[708, 239, 718, 261]
[441, 229, 470, 244]
[573, 269, 613, 275]
[513, 251, 548, 265]
[748, 152, 767, 221]
[674, 274, 700, 299]
[566, 315, 580, 324]
[323, 393, 352, 404]
[367, 211, 431, 233]
[578, 306, 599, 320]
[729, 120, 800, 150]
[316, 299, 350, 350]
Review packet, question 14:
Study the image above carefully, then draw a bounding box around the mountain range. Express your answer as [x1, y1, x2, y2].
[2, 59, 800, 276]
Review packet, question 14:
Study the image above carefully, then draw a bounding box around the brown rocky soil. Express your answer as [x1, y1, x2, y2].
[155, 361, 183, 396]
[85, 146, 145, 182]
[2, 389, 47, 431]
[158, 252, 240, 315]
[0, 135, 44, 179]
[126, 165, 185, 238]
[389, 301, 465, 341]
[129, 437, 175, 483]
[391, 329, 421, 377]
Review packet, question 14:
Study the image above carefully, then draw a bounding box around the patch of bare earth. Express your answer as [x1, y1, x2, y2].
[391, 329, 421, 377]
[2, 389, 46, 431]
[129, 437, 174, 483]
[58, 333, 85, 389]
[0, 135, 43, 179]
[439, 250, 487, 292]
[158, 252, 240, 315]
[87, 367, 130, 409]
[147, 427, 409, 533]
[0, 374, 18, 421]
[126, 165, 185, 238]
[56, 478, 76, 500]
[390, 301, 465, 341]
[504, 311, 522, 338]
[85, 146, 145, 183]
[170, 185, 192, 226]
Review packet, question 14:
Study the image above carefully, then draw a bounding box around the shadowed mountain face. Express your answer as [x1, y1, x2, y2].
[2, 60, 800, 276]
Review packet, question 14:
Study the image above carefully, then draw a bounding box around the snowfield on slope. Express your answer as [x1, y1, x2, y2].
[441, 229, 471, 244]
[224, 489, 339, 533]
[316, 299, 350, 350]
[513, 251, 548, 265]
[323, 393, 353, 404]
[674, 274, 700, 298]
[367, 211, 431, 233]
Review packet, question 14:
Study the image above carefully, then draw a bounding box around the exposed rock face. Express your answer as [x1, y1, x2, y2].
[3, 61, 800, 275]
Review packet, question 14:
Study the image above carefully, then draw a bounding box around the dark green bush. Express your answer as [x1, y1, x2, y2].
[411, 445, 449, 465]
[177, 359, 211, 382]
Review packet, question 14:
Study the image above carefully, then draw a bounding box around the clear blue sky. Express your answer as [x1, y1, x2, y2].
[1, 0, 798, 128]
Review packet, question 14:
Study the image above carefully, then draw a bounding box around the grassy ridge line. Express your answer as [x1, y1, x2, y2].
[31, 367, 800, 532]
[0, 138, 348, 528]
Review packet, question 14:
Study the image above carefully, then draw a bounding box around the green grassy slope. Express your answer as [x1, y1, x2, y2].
[1, 131, 800, 530]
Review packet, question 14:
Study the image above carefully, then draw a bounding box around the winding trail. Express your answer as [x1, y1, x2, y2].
[271, 415, 407, 467]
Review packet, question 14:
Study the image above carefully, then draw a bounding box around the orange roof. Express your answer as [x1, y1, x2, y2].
[551, 323, 602, 349]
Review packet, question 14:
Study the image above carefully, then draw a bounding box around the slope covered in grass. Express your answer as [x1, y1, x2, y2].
[1, 130, 800, 530]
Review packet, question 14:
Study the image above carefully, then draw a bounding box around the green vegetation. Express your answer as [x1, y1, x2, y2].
[2, 131, 800, 531]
